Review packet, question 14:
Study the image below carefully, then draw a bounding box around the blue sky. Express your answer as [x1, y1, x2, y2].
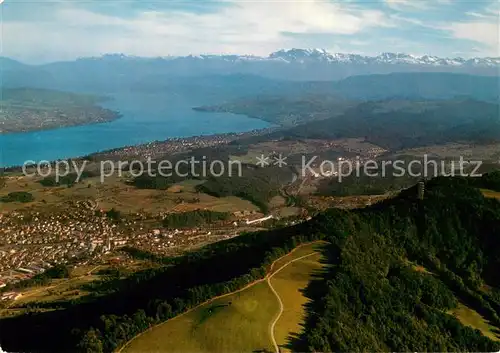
[1, 0, 499, 63]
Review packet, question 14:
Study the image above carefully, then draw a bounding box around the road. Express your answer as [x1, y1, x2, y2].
[267, 252, 317, 353]
[116, 242, 322, 353]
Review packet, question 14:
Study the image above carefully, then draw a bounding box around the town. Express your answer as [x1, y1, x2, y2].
[0, 197, 282, 297]
[0, 134, 399, 308]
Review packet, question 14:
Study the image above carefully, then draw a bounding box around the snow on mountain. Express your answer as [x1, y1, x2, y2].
[79, 49, 498, 68]
[266, 48, 499, 67]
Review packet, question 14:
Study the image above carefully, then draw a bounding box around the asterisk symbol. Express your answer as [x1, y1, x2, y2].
[256, 154, 270, 168]
[273, 154, 288, 167]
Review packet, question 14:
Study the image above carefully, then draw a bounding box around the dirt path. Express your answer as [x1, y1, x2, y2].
[267, 252, 317, 353]
[116, 242, 323, 353]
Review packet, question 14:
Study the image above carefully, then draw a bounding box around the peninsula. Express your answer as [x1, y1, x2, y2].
[0, 88, 121, 133]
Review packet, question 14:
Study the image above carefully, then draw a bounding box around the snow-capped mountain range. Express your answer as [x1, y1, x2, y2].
[3, 48, 498, 88]
[268, 49, 500, 67]
[97, 48, 500, 67]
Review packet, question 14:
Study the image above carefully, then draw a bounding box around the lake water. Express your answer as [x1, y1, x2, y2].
[0, 93, 270, 167]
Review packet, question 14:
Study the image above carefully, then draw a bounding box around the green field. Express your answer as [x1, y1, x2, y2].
[271, 252, 325, 352]
[271, 242, 326, 271]
[450, 303, 500, 342]
[122, 242, 326, 353]
[0, 174, 258, 214]
[123, 281, 277, 353]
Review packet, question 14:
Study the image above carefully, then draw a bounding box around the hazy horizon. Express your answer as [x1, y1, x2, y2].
[1, 0, 498, 64]
[3, 47, 500, 67]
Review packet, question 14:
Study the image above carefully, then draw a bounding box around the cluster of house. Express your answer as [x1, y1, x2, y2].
[0, 197, 287, 290]
[0, 205, 234, 284]
[319, 139, 387, 157]
[96, 132, 259, 160]
[1, 291, 22, 302]
[125, 215, 269, 255]
[126, 227, 206, 255]
[0, 206, 133, 287]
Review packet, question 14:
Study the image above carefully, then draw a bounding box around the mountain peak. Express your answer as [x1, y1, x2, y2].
[269, 48, 332, 62]
[267, 48, 499, 67]
[37, 49, 500, 68]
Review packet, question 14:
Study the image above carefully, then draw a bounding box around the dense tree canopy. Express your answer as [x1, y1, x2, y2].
[1, 174, 500, 353]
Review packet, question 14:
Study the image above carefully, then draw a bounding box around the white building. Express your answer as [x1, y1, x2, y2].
[245, 215, 274, 225]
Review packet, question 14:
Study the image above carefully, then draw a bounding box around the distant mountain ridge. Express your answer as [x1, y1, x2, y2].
[1, 48, 499, 85]
[80, 49, 500, 67]
[270, 49, 500, 67]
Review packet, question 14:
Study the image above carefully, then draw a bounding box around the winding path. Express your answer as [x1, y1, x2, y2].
[267, 252, 317, 353]
[116, 242, 323, 353]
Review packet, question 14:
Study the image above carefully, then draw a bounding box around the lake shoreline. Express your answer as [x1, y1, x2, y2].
[1, 127, 277, 171]
[0, 110, 123, 135]
[0, 92, 273, 168]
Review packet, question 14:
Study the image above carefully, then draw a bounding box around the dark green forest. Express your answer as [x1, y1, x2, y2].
[227, 99, 500, 150]
[197, 165, 294, 213]
[194, 94, 356, 127]
[0, 191, 34, 203]
[289, 99, 500, 150]
[1, 173, 500, 352]
[316, 160, 421, 196]
[162, 210, 230, 228]
[40, 171, 98, 187]
[297, 174, 500, 352]
[127, 147, 292, 213]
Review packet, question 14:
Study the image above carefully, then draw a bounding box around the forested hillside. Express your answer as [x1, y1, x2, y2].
[197, 165, 294, 213]
[333, 72, 499, 101]
[194, 94, 356, 127]
[220, 99, 500, 150]
[1, 173, 500, 352]
[298, 173, 500, 351]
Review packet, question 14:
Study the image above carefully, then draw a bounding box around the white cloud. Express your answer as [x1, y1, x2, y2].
[385, 0, 431, 11]
[485, 2, 500, 16]
[466, 3, 499, 19]
[385, 0, 453, 11]
[446, 21, 499, 56]
[466, 11, 490, 19]
[2, 0, 393, 62]
[445, 3, 499, 57]
[1, 0, 497, 62]
[384, 1, 499, 57]
[390, 14, 426, 26]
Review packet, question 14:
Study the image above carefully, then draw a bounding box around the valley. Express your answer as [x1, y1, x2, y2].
[0, 48, 499, 353]
[1, 175, 500, 353]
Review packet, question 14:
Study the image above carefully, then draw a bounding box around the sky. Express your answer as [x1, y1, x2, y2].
[1, 0, 499, 64]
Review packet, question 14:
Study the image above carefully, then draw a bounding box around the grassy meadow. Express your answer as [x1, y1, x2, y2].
[450, 303, 500, 341]
[122, 242, 327, 353]
[270, 252, 325, 352]
[0, 174, 258, 214]
[123, 281, 278, 353]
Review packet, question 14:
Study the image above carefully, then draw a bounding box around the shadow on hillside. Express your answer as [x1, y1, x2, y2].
[284, 242, 337, 352]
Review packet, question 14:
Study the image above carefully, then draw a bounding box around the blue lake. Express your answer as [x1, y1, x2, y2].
[0, 93, 270, 167]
